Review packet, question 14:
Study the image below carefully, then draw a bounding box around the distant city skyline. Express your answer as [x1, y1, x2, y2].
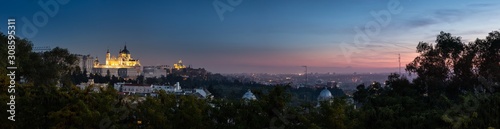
[2, 0, 500, 73]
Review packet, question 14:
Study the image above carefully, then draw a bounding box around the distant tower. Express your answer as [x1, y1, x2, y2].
[106, 49, 110, 65]
[94, 56, 100, 66]
[398, 53, 401, 75]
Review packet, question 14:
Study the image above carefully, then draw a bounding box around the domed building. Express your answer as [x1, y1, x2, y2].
[173, 60, 187, 70]
[242, 89, 257, 100]
[99, 45, 140, 67]
[317, 87, 333, 101]
[316, 87, 333, 107]
[93, 45, 142, 78]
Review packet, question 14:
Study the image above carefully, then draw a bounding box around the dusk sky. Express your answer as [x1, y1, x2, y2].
[2, 0, 500, 73]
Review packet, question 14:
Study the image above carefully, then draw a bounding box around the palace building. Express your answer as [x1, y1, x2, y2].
[93, 45, 142, 78]
[76, 54, 95, 74]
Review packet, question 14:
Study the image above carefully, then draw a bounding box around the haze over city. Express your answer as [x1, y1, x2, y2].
[2, 0, 500, 73]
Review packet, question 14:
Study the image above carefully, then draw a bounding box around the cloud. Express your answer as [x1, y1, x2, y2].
[456, 30, 487, 36]
[405, 18, 439, 28]
[467, 3, 498, 8]
[433, 9, 468, 22]
[365, 44, 385, 48]
[401, 8, 481, 30]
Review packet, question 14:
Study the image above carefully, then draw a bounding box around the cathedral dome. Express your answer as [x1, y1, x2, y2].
[242, 89, 257, 100]
[317, 87, 333, 101]
[120, 45, 130, 54]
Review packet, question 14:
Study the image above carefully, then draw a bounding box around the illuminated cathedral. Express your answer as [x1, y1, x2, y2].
[173, 60, 186, 70]
[94, 45, 141, 68]
[93, 45, 142, 78]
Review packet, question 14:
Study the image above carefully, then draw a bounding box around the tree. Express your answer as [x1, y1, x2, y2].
[136, 75, 145, 84]
[353, 84, 368, 103]
[475, 31, 500, 92]
[406, 32, 466, 97]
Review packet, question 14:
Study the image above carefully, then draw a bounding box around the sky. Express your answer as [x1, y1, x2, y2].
[1, 0, 500, 74]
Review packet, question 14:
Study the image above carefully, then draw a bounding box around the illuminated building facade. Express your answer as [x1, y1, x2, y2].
[93, 45, 142, 78]
[173, 60, 187, 70]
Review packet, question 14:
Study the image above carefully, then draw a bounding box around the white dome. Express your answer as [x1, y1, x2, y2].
[317, 87, 333, 101]
[242, 89, 257, 100]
